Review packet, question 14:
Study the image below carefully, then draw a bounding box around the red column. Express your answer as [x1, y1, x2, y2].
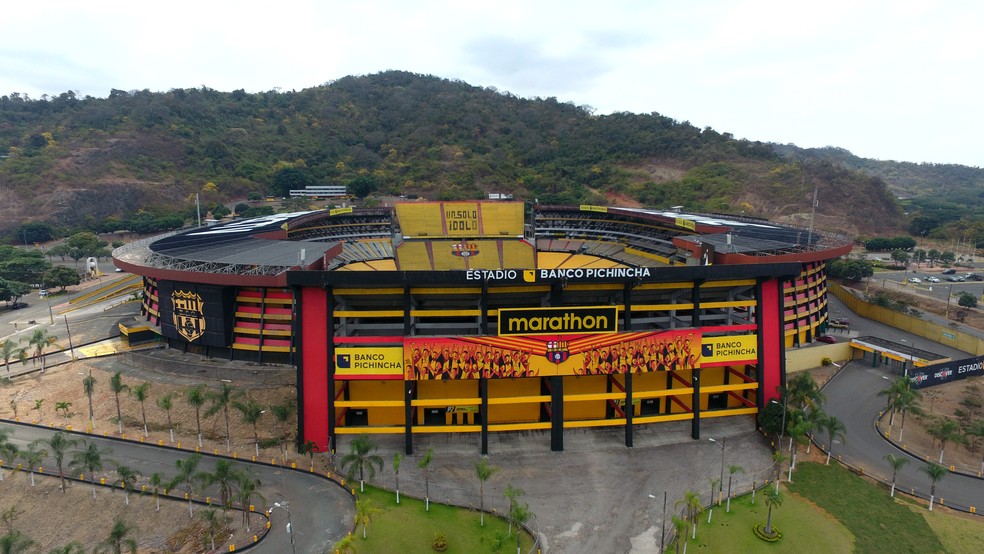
[300, 287, 330, 450]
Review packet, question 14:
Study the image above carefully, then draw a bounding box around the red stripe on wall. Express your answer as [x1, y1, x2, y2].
[301, 287, 330, 450]
[760, 279, 782, 404]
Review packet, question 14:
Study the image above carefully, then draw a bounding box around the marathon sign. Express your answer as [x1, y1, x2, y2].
[498, 306, 618, 336]
[910, 354, 984, 389]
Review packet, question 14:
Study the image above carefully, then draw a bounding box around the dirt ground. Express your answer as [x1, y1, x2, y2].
[0, 358, 302, 553]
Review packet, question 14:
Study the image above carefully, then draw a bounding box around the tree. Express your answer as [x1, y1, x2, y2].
[156, 392, 175, 444]
[392, 453, 403, 504]
[113, 463, 141, 506]
[131, 382, 151, 437]
[186, 384, 207, 448]
[269, 400, 295, 462]
[64, 232, 108, 267]
[1, 339, 27, 375]
[509, 497, 531, 554]
[0, 428, 18, 482]
[171, 453, 202, 519]
[47, 541, 86, 554]
[957, 291, 978, 309]
[83, 371, 97, 430]
[55, 401, 72, 423]
[878, 377, 909, 430]
[233, 396, 264, 457]
[926, 417, 965, 464]
[197, 508, 226, 552]
[234, 469, 264, 533]
[890, 250, 911, 266]
[21, 328, 59, 372]
[771, 450, 787, 494]
[340, 434, 384, 493]
[671, 514, 688, 554]
[355, 498, 381, 539]
[32, 399, 43, 422]
[475, 457, 500, 526]
[42, 431, 78, 492]
[0, 530, 34, 554]
[70, 441, 111, 498]
[43, 266, 80, 292]
[418, 447, 434, 511]
[675, 490, 703, 540]
[298, 440, 319, 470]
[109, 371, 129, 434]
[821, 413, 846, 465]
[763, 488, 783, 537]
[928, 249, 940, 266]
[920, 462, 947, 511]
[503, 484, 524, 535]
[98, 517, 137, 554]
[198, 459, 239, 510]
[19, 442, 45, 486]
[964, 419, 984, 475]
[726, 464, 744, 512]
[940, 251, 956, 265]
[147, 472, 166, 511]
[894, 386, 924, 443]
[884, 454, 909, 497]
[206, 383, 239, 452]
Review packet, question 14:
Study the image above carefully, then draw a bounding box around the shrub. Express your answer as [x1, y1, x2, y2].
[753, 523, 782, 542]
[432, 531, 448, 552]
[821, 357, 832, 367]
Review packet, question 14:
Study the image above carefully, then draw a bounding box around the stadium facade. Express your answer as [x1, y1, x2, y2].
[113, 202, 852, 453]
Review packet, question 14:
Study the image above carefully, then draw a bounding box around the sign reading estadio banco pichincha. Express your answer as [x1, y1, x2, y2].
[498, 306, 618, 336]
[910, 354, 984, 389]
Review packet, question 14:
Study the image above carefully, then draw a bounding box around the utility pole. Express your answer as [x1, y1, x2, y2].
[806, 179, 819, 249]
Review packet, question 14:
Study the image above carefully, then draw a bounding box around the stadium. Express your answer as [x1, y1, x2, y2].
[112, 201, 853, 454]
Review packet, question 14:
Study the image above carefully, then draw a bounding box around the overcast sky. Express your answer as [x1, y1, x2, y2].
[3, 1, 982, 167]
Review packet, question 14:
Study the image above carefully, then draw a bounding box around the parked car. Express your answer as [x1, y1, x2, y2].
[38, 289, 48, 297]
[942, 268, 956, 274]
[11, 302, 28, 309]
[967, 274, 983, 281]
[908, 277, 922, 283]
[816, 335, 838, 344]
[926, 276, 940, 283]
[945, 275, 962, 282]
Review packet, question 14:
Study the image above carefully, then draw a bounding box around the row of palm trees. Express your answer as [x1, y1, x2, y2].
[1, 328, 61, 375]
[1, 517, 138, 554]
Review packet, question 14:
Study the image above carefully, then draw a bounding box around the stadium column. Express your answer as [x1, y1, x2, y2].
[550, 376, 564, 451]
[404, 285, 414, 455]
[623, 281, 634, 448]
[291, 285, 304, 450]
[298, 285, 330, 452]
[757, 277, 785, 408]
[480, 281, 489, 455]
[691, 279, 703, 440]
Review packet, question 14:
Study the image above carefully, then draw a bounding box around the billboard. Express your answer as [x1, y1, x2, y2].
[700, 335, 757, 365]
[404, 329, 700, 379]
[395, 201, 524, 238]
[498, 306, 618, 336]
[158, 281, 235, 347]
[334, 347, 404, 379]
[910, 355, 984, 389]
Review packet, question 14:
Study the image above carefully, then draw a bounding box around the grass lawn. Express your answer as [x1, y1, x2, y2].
[339, 485, 536, 554]
[679, 487, 854, 553]
[786, 462, 944, 554]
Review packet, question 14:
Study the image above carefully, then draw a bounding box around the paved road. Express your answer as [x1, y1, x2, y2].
[0, 421, 354, 553]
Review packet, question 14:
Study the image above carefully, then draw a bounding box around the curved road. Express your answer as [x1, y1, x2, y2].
[0, 421, 354, 553]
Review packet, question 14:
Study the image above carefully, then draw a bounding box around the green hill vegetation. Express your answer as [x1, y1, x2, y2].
[0, 71, 917, 241]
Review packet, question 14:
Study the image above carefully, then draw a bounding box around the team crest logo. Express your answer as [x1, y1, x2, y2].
[451, 241, 480, 258]
[172, 290, 206, 342]
[545, 340, 570, 363]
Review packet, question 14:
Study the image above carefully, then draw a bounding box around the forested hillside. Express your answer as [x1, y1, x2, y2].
[0, 71, 903, 241]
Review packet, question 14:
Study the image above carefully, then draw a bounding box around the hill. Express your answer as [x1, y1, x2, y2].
[0, 71, 904, 239]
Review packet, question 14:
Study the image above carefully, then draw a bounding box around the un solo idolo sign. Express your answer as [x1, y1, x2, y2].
[910, 355, 984, 389]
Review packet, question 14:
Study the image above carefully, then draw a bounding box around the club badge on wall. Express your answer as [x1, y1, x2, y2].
[172, 290, 206, 342]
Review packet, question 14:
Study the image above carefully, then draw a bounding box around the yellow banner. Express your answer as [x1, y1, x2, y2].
[675, 218, 696, 231]
[330, 207, 353, 216]
[700, 335, 757, 364]
[335, 347, 404, 378]
[579, 205, 609, 213]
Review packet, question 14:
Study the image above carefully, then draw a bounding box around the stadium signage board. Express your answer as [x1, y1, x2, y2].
[465, 267, 652, 283]
[700, 335, 757, 364]
[910, 354, 984, 389]
[498, 306, 618, 336]
[334, 347, 404, 379]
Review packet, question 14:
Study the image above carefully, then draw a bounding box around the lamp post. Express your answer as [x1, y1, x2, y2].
[708, 437, 725, 505]
[271, 502, 296, 554]
[648, 492, 666, 553]
[769, 397, 787, 452]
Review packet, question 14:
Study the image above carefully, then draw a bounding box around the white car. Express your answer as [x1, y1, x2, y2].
[926, 276, 940, 283]
[908, 277, 921, 283]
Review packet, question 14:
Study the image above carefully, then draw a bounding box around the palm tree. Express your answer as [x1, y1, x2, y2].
[70, 441, 110, 499]
[475, 457, 500, 526]
[130, 382, 151, 437]
[298, 440, 319, 471]
[670, 514, 688, 554]
[786, 372, 826, 412]
[334, 534, 355, 554]
[726, 464, 744, 512]
[109, 371, 129, 435]
[965, 419, 984, 475]
[763, 488, 783, 537]
[82, 371, 97, 431]
[0, 530, 34, 554]
[894, 386, 924, 443]
[206, 383, 240, 452]
[170, 453, 202, 518]
[98, 517, 137, 554]
[340, 433, 384, 493]
[269, 400, 296, 463]
[878, 377, 909, 429]
[199, 459, 240, 510]
[113, 463, 141, 506]
[920, 462, 947, 511]
[787, 417, 811, 478]
[156, 392, 175, 444]
[355, 498, 381, 539]
[147, 472, 166, 511]
[48, 541, 86, 554]
[504, 484, 524, 534]
[821, 413, 846, 465]
[417, 447, 434, 511]
[186, 385, 207, 448]
[0, 428, 17, 482]
[771, 450, 787, 494]
[32, 399, 43, 422]
[884, 453, 910, 497]
[926, 417, 965, 464]
[509, 498, 531, 554]
[198, 508, 226, 552]
[233, 396, 265, 457]
[1, 339, 27, 375]
[674, 490, 702, 539]
[19, 443, 46, 486]
[392, 453, 403, 504]
[234, 469, 264, 533]
[42, 431, 78, 492]
[21, 328, 59, 372]
[55, 401, 72, 424]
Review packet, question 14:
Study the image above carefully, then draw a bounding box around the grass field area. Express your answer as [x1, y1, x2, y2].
[338, 485, 536, 554]
[678, 486, 855, 553]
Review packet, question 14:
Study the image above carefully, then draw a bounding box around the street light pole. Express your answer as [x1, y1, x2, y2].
[770, 397, 788, 452]
[709, 437, 726, 505]
[272, 502, 296, 554]
[648, 491, 666, 553]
